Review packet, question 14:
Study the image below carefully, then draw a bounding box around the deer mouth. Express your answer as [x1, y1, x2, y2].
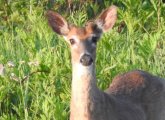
[80, 54, 93, 66]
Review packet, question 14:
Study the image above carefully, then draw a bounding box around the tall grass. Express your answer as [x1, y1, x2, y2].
[0, 0, 165, 119]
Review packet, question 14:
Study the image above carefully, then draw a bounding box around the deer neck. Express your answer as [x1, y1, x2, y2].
[70, 62, 100, 119]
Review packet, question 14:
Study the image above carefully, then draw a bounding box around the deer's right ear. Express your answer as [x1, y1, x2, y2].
[46, 11, 69, 35]
[95, 5, 117, 32]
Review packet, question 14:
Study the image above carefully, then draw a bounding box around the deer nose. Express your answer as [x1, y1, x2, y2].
[80, 54, 93, 66]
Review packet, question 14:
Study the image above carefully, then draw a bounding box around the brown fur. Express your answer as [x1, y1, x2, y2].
[107, 70, 146, 95]
[65, 23, 102, 41]
[106, 70, 165, 120]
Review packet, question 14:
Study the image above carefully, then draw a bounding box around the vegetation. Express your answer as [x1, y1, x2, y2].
[0, 0, 165, 119]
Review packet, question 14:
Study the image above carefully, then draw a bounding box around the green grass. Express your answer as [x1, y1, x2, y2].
[0, 0, 165, 119]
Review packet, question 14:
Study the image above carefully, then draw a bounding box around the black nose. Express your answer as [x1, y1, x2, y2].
[80, 54, 93, 66]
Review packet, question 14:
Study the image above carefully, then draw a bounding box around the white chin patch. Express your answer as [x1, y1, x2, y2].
[74, 63, 93, 77]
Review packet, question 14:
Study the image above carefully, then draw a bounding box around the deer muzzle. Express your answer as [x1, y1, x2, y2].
[80, 54, 93, 66]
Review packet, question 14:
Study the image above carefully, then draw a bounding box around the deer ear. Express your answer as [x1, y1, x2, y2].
[46, 11, 69, 35]
[95, 5, 117, 32]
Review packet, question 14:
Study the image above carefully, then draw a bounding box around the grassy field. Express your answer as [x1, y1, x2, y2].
[0, 0, 165, 119]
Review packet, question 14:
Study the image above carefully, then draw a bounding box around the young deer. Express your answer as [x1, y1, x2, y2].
[46, 6, 165, 120]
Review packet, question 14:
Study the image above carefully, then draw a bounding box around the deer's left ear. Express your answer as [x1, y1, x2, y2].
[46, 11, 69, 35]
[95, 5, 117, 32]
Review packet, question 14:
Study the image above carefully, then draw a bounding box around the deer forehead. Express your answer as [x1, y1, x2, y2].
[66, 27, 93, 41]
[66, 23, 102, 41]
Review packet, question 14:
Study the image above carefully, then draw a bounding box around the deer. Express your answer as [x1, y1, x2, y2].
[46, 5, 165, 120]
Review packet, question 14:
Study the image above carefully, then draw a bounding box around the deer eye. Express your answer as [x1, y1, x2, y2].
[69, 39, 75, 45]
[91, 36, 98, 43]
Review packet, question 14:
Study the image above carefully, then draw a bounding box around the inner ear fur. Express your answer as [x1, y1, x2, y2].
[46, 11, 69, 35]
[95, 5, 117, 32]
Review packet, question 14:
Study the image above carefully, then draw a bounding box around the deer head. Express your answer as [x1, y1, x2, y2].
[46, 6, 117, 67]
